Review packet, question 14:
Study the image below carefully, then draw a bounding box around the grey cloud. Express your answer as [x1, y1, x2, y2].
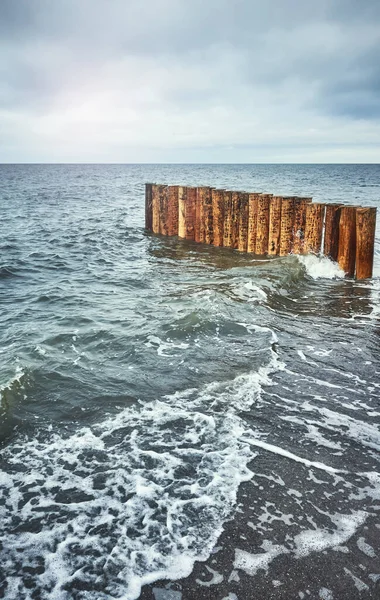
[0, 0, 379, 161]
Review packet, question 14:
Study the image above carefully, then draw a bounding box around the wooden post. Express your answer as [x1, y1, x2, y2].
[184, 187, 196, 240]
[223, 191, 233, 248]
[231, 192, 241, 249]
[178, 186, 187, 239]
[159, 185, 169, 236]
[167, 186, 179, 236]
[145, 183, 153, 231]
[255, 194, 271, 255]
[152, 184, 161, 234]
[237, 192, 249, 252]
[279, 197, 295, 256]
[195, 187, 205, 243]
[324, 204, 341, 261]
[247, 193, 259, 253]
[203, 187, 213, 244]
[304, 203, 325, 254]
[337, 206, 356, 277]
[292, 198, 312, 255]
[356, 207, 376, 279]
[212, 189, 225, 247]
[268, 196, 282, 255]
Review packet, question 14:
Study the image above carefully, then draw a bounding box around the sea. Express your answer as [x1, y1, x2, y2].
[1, 164, 380, 600]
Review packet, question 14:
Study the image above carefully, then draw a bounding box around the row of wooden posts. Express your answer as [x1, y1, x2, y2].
[145, 183, 377, 279]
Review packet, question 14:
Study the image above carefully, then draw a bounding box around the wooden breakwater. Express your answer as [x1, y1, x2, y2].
[145, 184, 377, 279]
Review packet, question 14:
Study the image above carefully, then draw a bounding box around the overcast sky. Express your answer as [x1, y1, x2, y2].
[1, 0, 379, 163]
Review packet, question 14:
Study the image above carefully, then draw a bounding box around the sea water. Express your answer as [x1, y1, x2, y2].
[0, 164, 379, 599]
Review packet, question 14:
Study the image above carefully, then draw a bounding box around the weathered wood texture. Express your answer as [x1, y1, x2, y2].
[324, 204, 341, 261]
[292, 198, 312, 254]
[145, 183, 153, 230]
[304, 203, 325, 254]
[238, 192, 249, 252]
[280, 197, 295, 256]
[152, 184, 161, 234]
[194, 187, 205, 243]
[212, 189, 225, 247]
[203, 187, 213, 244]
[145, 184, 376, 279]
[158, 185, 169, 236]
[178, 186, 187, 239]
[256, 194, 271, 255]
[231, 192, 241, 249]
[223, 191, 233, 248]
[268, 196, 282, 255]
[247, 193, 259, 253]
[338, 206, 357, 277]
[167, 185, 179, 236]
[356, 207, 376, 279]
[184, 187, 196, 240]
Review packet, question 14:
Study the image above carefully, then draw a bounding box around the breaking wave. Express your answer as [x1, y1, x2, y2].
[0, 334, 282, 600]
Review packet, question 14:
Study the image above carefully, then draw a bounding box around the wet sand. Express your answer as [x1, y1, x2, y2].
[141, 451, 380, 600]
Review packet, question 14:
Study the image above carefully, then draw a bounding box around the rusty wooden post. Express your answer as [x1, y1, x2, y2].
[324, 204, 341, 261]
[184, 187, 196, 240]
[255, 194, 271, 255]
[212, 189, 225, 247]
[292, 198, 312, 254]
[237, 192, 249, 252]
[356, 207, 376, 279]
[304, 203, 325, 254]
[152, 184, 161, 234]
[195, 187, 205, 243]
[178, 186, 187, 239]
[145, 183, 153, 231]
[203, 187, 213, 244]
[231, 192, 241, 249]
[268, 196, 282, 255]
[337, 206, 357, 277]
[167, 186, 179, 236]
[279, 197, 295, 256]
[223, 191, 233, 248]
[158, 185, 169, 236]
[247, 193, 259, 253]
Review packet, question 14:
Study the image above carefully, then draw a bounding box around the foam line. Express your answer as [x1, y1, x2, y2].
[243, 438, 346, 474]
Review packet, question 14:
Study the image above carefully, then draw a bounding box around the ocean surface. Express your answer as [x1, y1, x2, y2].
[1, 164, 380, 600]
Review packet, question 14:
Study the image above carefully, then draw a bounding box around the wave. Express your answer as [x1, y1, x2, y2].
[0, 367, 26, 409]
[296, 255, 345, 280]
[0, 265, 20, 279]
[0, 330, 282, 600]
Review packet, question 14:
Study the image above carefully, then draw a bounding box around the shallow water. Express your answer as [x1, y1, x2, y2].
[0, 164, 379, 599]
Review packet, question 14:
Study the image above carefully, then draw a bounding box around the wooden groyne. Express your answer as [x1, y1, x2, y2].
[145, 184, 377, 279]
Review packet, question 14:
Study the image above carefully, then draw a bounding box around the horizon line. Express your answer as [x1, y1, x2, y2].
[1, 162, 380, 166]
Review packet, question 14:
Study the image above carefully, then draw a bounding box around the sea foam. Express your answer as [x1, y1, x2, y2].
[0, 333, 281, 600]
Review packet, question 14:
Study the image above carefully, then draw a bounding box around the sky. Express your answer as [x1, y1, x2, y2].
[1, 0, 380, 163]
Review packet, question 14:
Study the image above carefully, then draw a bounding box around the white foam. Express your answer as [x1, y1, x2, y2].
[297, 255, 345, 280]
[232, 281, 268, 303]
[234, 511, 367, 578]
[234, 543, 284, 577]
[0, 333, 282, 600]
[145, 335, 190, 356]
[35, 345, 47, 356]
[343, 568, 369, 592]
[294, 511, 368, 557]
[357, 537, 376, 558]
[242, 437, 344, 474]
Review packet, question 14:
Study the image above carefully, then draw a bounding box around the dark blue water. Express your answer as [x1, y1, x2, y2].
[1, 164, 380, 600]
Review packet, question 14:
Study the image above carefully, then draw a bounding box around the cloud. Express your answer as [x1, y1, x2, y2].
[0, 0, 379, 162]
